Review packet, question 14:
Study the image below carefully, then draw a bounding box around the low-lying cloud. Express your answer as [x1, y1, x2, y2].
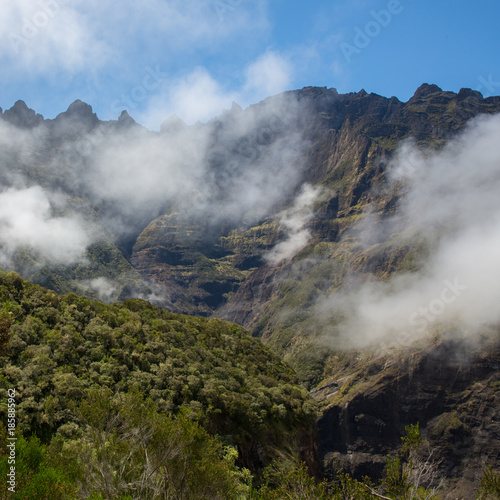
[79, 277, 117, 302]
[318, 112, 500, 349]
[266, 184, 329, 265]
[0, 89, 310, 284]
[0, 186, 90, 265]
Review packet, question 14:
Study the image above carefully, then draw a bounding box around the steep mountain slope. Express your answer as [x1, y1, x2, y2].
[130, 84, 500, 321]
[212, 86, 500, 494]
[217, 84, 500, 375]
[2, 85, 499, 319]
[315, 333, 500, 497]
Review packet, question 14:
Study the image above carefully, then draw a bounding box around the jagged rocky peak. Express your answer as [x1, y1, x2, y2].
[117, 110, 138, 128]
[407, 83, 444, 104]
[3, 100, 44, 129]
[229, 101, 243, 114]
[160, 113, 187, 134]
[213, 101, 244, 125]
[66, 99, 96, 116]
[297, 86, 330, 96]
[59, 99, 99, 124]
[52, 99, 99, 134]
[457, 87, 483, 101]
[289, 86, 341, 120]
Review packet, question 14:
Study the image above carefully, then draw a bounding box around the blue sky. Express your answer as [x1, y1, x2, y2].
[1, 0, 499, 129]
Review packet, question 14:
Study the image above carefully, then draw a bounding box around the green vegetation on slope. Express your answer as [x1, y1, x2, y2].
[0, 270, 317, 484]
[248, 223, 429, 388]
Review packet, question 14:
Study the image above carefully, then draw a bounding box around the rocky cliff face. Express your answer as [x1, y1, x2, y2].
[315, 335, 500, 497]
[2, 85, 499, 317]
[127, 84, 500, 320]
[213, 85, 500, 496]
[217, 84, 500, 342]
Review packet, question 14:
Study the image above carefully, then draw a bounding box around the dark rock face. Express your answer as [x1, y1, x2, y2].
[407, 83, 443, 103]
[50, 99, 99, 135]
[3, 100, 44, 128]
[316, 337, 500, 497]
[457, 87, 483, 101]
[211, 86, 500, 497]
[117, 110, 138, 128]
[216, 85, 500, 336]
[217, 264, 292, 330]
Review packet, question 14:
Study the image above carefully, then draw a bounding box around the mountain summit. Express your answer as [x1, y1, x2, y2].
[3, 100, 44, 128]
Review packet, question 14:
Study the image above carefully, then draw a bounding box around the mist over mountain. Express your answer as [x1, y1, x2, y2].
[0, 91, 310, 304]
[316, 112, 500, 350]
[1, 84, 500, 495]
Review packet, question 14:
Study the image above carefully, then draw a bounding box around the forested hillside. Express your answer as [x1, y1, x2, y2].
[0, 269, 317, 498]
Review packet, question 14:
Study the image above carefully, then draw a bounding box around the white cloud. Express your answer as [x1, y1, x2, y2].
[79, 277, 117, 302]
[0, 0, 111, 75]
[138, 52, 294, 128]
[0, 186, 90, 265]
[266, 184, 328, 265]
[138, 68, 240, 128]
[244, 52, 293, 100]
[88, 89, 308, 229]
[317, 113, 500, 349]
[85, 124, 211, 216]
[0, 0, 270, 78]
